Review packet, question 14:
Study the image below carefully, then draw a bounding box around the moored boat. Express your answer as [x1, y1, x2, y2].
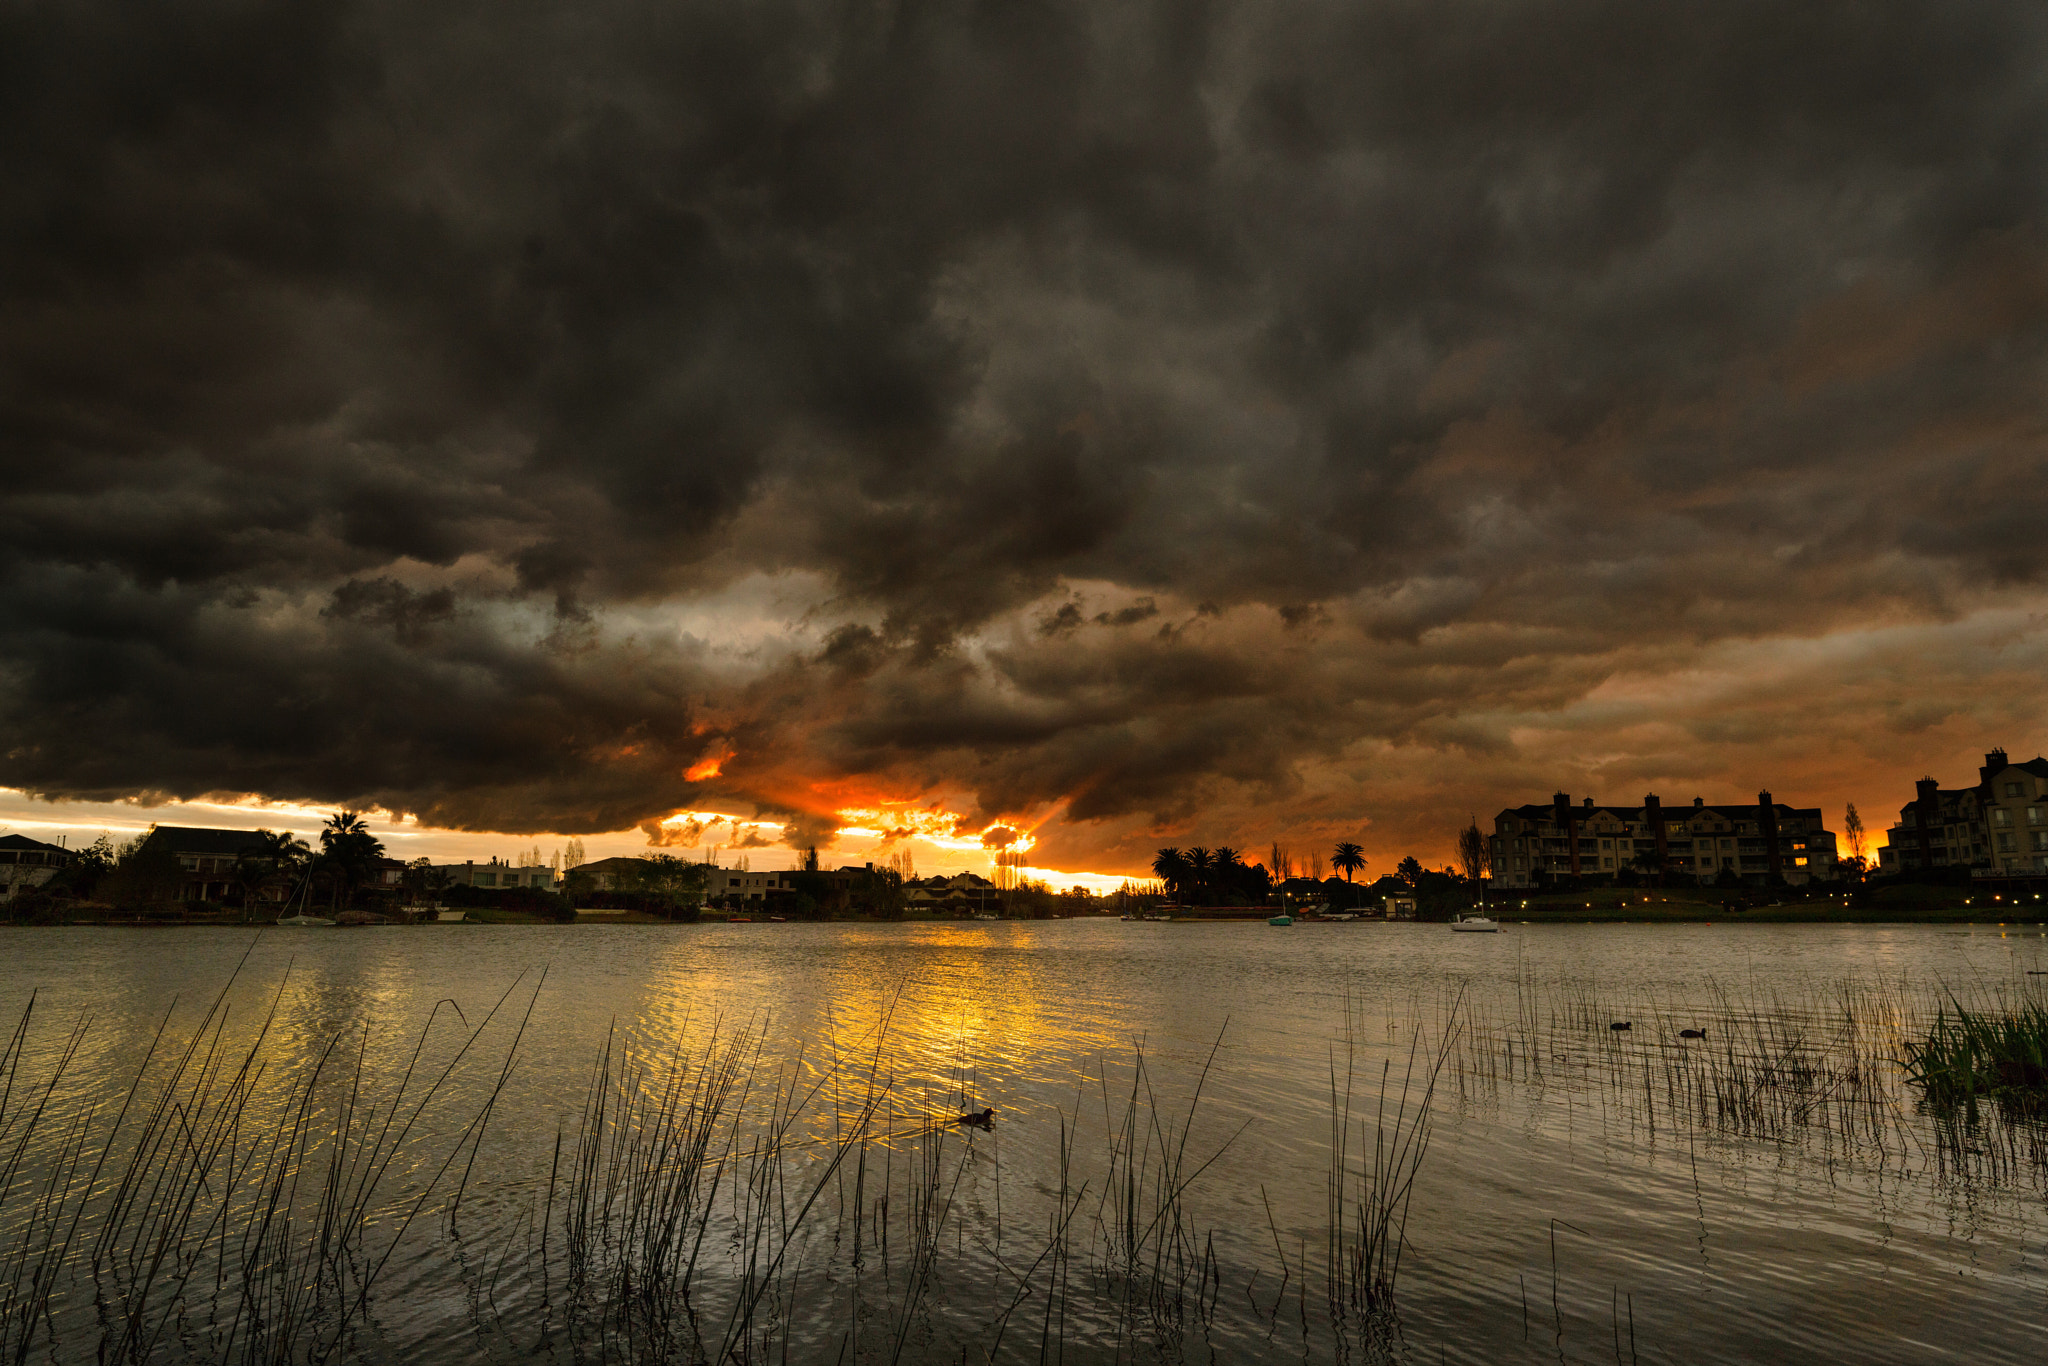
[1268, 913, 1293, 926]
[275, 915, 335, 927]
[1451, 914, 1498, 932]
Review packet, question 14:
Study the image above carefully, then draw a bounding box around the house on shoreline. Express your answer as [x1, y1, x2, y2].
[0, 835, 74, 901]
[430, 857, 558, 891]
[147, 826, 288, 904]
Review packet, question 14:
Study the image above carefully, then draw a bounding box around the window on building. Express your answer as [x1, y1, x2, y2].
[1998, 833, 2016, 852]
[2028, 807, 2043, 825]
[2006, 782, 2024, 797]
[1994, 809, 2013, 827]
[2032, 832, 2048, 852]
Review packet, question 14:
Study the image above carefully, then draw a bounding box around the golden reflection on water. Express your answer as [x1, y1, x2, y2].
[3, 922, 2048, 1365]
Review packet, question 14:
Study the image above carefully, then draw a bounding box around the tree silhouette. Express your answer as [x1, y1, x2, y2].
[1152, 848, 1189, 900]
[245, 829, 310, 911]
[1396, 855, 1423, 888]
[1331, 842, 1365, 882]
[319, 811, 385, 912]
[1455, 821, 1486, 884]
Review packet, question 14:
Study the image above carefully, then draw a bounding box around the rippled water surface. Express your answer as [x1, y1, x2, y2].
[2, 920, 2045, 1363]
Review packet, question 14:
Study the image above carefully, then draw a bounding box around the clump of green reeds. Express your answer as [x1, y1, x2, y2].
[1905, 999, 2048, 1106]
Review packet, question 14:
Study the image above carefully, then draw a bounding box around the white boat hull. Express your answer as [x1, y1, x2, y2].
[1451, 918, 1499, 932]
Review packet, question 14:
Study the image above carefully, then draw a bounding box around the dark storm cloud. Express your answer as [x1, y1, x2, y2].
[5, 0, 2048, 858]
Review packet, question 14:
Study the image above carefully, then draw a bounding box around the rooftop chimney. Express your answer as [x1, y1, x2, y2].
[1914, 777, 1939, 871]
[1645, 794, 1668, 876]
[1583, 796, 1594, 808]
[1554, 792, 1579, 877]
[1759, 790, 1781, 880]
[1982, 748, 2010, 786]
[1694, 796, 1704, 808]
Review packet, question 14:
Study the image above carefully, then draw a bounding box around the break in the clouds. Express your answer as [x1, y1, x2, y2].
[5, 0, 2048, 870]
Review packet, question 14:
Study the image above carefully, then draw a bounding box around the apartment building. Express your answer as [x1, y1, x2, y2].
[1879, 748, 2048, 878]
[1491, 792, 1837, 888]
[1983, 751, 2048, 875]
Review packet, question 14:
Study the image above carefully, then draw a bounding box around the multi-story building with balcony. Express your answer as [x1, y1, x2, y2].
[1982, 751, 2048, 876]
[1490, 792, 1837, 889]
[1879, 749, 2048, 878]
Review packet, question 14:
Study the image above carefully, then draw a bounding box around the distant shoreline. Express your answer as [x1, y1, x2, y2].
[11, 906, 2046, 928]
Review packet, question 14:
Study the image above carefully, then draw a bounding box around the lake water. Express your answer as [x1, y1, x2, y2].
[1, 920, 2044, 1363]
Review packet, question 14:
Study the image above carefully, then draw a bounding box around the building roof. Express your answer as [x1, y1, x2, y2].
[1887, 754, 2048, 823]
[144, 826, 278, 856]
[1988, 755, 2048, 783]
[0, 834, 69, 854]
[1496, 798, 1822, 826]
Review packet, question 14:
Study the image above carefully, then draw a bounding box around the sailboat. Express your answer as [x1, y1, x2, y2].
[274, 872, 333, 926]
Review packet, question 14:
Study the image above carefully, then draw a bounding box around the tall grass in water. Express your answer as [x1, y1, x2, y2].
[1905, 999, 2048, 1105]
[1433, 967, 2048, 1199]
[1327, 1002, 1453, 1326]
[0, 963, 1463, 1365]
[0, 960, 548, 1365]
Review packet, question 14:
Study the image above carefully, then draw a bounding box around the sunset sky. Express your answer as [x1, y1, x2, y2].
[5, 0, 2047, 883]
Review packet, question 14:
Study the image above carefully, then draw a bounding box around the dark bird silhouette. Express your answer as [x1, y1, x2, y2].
[1609, 1022, 1631, 1031]
[1679, 1028, 1706, 1040]
[955, 1107, 996, 1129]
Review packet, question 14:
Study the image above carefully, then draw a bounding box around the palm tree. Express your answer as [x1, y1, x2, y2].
[319, 811, 385, 912]
[324, 811, 369, 841]
[1332, 842, 1365, 882]
[1185, 847, 1213, 904]
[1212, 847, 1243, 902]
[241, 829, 310, 914]
[1152, 848, 1189, 900]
